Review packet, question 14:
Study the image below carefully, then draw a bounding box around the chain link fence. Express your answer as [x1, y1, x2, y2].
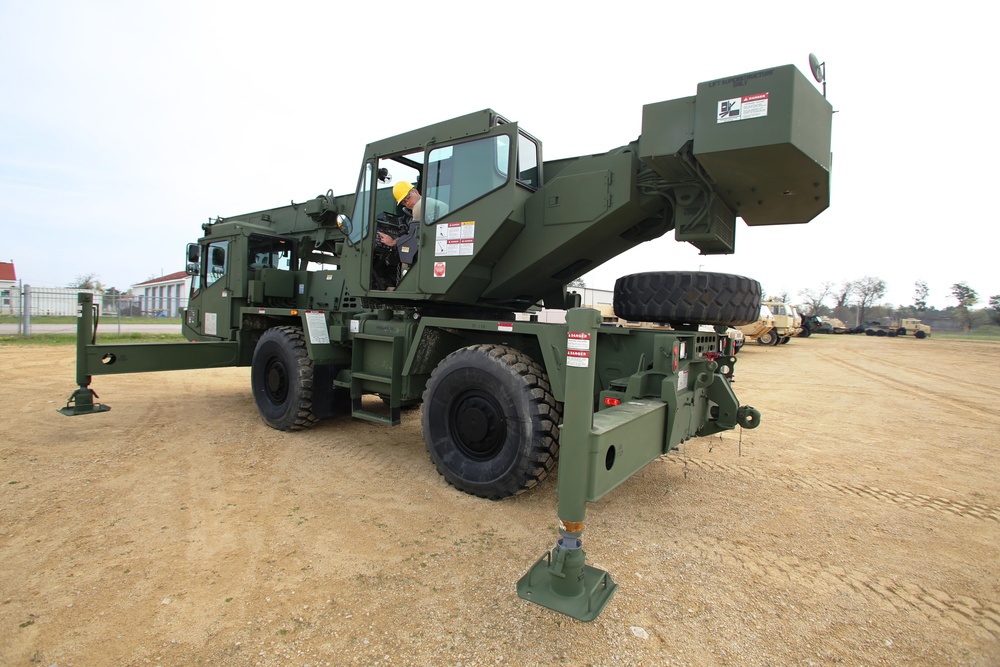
[0, 284, 186, 336]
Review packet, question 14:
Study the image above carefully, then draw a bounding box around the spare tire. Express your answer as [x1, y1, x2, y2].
[613, 271, 762, 326]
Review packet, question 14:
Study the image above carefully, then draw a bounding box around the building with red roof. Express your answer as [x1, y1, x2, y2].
[131, 271, 190, 317]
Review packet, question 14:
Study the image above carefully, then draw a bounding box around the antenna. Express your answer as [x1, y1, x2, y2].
[808, 53, 826, 98]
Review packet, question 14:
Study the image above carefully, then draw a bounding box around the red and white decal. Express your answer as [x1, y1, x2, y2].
[433, 262, 446, 278]
[717, 91, 769, 123]
[567, 348, 590, 368]
[498, 322, 514, 332]
[567, 331, 591, 351]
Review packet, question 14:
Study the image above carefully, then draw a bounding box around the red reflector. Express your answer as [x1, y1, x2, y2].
[604, 397, 621, 407]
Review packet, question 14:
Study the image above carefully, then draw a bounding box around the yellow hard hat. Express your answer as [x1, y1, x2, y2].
[393, 181, 414, 205]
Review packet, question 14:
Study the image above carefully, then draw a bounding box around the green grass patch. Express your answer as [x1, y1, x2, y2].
[933, 326, 1000, 341]
[0, 333, 188, 347]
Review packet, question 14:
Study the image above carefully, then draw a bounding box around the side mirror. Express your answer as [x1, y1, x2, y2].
[186, 244, 201, 276]
[336, 214, 354, 243]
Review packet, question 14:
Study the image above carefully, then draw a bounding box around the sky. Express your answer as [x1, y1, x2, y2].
[1, 1, 997, 311]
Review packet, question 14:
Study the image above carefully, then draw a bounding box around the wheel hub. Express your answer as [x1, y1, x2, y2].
[450, 392, 506, 461]
[265, 359, 288, 402]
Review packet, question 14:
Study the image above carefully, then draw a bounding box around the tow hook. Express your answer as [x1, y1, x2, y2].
[737, 405, 761, 429]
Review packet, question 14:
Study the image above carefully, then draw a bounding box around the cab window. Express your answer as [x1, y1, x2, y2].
[205, 241, 228, 287]
[248, 234, 293, 271]
[349, 162, 374, 245]
[425, 135, 510, 223]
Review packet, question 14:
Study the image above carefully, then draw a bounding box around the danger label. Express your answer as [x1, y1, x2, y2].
[498, 322, 513, 332]
[567, 332, 591, 350]
[717, 92, 769, 123]
[567, 348, 590, 368]
[435, 221, 475, 256]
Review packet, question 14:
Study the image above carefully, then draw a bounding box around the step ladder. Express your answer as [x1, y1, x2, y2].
[344, 332, 404, 426]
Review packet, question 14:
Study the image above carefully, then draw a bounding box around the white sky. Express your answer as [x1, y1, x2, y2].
[1, 1, 996, 310]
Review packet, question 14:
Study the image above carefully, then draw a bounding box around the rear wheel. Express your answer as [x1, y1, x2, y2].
[779, 336, 791, 344]
[422, 344, 560, 499]
[251, 326, 320, 431]
[613, 271, 761, 326]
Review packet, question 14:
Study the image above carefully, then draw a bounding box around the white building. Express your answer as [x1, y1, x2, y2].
[131, 272, 191, 317]
[0, 261, 15, 314]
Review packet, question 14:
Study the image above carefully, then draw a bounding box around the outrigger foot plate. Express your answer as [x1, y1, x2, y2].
[517, 546, 617, 622]
[59, 388, 111, 416]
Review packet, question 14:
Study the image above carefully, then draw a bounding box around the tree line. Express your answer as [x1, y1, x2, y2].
[773, 278, 999, 331]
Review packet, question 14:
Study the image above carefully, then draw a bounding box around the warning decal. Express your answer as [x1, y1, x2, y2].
[435, 221, 476, 256]
[304, 310, 330, 345]
[717, 92, 769, 124]
[567, 349, 590, 368]
[567, 332, 591, 367]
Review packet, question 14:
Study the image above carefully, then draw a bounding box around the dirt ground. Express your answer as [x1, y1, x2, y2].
[1, 334, 998, 666]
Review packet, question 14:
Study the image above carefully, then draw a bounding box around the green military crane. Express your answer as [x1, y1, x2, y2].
[63, 62, 832, 621]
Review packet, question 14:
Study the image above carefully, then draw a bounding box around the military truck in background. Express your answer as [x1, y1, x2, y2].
[896, 317, 931, 338]
[63, 62, 832, 621]
[866, 317, 931, 338]
[739, 299, 801, 345]
[736, 303, 777, 344]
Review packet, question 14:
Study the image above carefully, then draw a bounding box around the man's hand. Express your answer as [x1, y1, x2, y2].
[378, 232, 397, 247]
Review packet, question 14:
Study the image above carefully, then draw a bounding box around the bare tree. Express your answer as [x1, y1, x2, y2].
[951, 282, 979, 331]
[799, 282, 832, 315]
[767, 290, 790, 304]
[834, 281, 853, 309]
[852, 276, 887, 325]
[913, 280, 929, 312]
[70, 273, 104, 292]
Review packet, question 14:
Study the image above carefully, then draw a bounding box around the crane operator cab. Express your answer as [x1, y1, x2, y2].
[340, 110, 542, 306]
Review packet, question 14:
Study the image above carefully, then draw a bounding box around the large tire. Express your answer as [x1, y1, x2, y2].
[757, 328, 777, 346]
[251, 326, 320, 431]
[421, 344, 560, 500]
[613, 271, 761, 326]
[915, 330, 927, 339]
[779, 336, 791, 344]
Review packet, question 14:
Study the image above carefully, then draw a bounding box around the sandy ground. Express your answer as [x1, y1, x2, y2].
[1, 334, 998, 666]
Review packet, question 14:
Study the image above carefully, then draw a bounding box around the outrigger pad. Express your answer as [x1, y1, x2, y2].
[58, 388, 111, 416]
[517, 550, 617, 622]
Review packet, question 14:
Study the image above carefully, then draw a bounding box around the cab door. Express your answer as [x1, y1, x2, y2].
[195, 239, 234, 339]
[416, 121, 522, 296]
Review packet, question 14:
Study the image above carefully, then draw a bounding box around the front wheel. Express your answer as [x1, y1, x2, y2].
[757, 329, 777, 346]
[251, 326, 320, 431]
[422, 344, 560, 499]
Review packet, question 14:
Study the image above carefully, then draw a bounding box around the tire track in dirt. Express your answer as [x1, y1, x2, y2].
[666, 531, 1000, 641]
[664, 455, 1000, 523]
[840, 345, 1000, 400]
[809, 348, 1000, 418]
